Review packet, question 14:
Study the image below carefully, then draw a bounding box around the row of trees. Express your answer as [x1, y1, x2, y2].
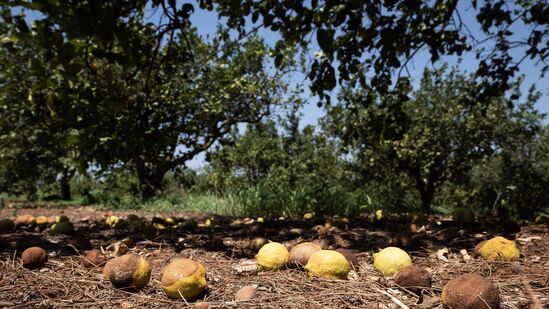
[200, 66, 548, 217]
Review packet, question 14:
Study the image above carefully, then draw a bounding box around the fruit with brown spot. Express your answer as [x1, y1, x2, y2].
[394, 265, 432, 294]
[441, 273, 499, 309]
[83, 249, 107, 268]
[21, 247, 48, 269]
[103, 254, 151, 289]
[288, 242, 322, 268]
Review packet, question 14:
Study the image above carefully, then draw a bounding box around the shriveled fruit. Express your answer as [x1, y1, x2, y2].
[478, 236, 519, 261]
[83, 249, 107, 268]
[103, 254, 151, 289]
[288, 242, 322, 268]
[235, 284, 258, 301]
[452, 208, 475, 226]
[335, 248, 358, 269]
[162, 258, 207, 299]
[256, 242, 289, 271]
[21, 247, 48, 269]
[0, 219, 15, 233]
[248, 237, 268, 252]
[394, 265, 432, 294]
[373, 247, 412, 276]
[442, 273, 499, 309]
[305, 250, 350, 279]
[50, 220, 74, 234]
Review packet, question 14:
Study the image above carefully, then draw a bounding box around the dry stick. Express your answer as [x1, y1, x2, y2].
[373, 288, 410, 309]
[513, 263, 543, 309]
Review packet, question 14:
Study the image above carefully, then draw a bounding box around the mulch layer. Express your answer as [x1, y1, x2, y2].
[0, 202, 547, 308]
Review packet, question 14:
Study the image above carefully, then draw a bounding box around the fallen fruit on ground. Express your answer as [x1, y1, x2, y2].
[452, 208, 475, 226]
[478, 236, 520, 261]
[103, 254, 151, 289]
[56, 215, 70, 223]
[0, 219, 15, 233]
[21, 247, 48, 269]
[304, 250, 350, 280]
[373, 247, 413, 276]
[256, 242, 289, 270]
[50, 220, 74, 234]
[105, 215, 120, 227]
[82, 249, 107, 268]
[303, 212, 314, 220]
[235, 284, 258, 301]
[15, 214, 35, 226]
[474, 240, 488, 256]
[248, 237, 268, 252]
[35, 216, 48, 225]
[288, 242, 322, 268]
[161, 258, 207, 299]
[335, 248, 358, 269]
[442, 273, 500, 309]
[394, 265, 432, 294]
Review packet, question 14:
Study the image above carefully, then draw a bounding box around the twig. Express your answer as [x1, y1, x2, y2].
[374, 288, 410, 309]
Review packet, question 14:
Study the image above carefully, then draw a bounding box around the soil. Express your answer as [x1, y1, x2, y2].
[0, 202, 547, 308]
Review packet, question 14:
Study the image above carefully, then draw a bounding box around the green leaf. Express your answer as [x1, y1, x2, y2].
[316, 28, 333, 53]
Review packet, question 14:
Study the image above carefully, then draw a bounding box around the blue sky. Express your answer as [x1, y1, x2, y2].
[183, 3, 548, 169]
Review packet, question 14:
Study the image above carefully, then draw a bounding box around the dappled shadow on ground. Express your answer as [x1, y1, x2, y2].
[0, 205, 548, 308]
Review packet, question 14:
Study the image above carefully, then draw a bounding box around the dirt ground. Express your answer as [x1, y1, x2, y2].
[0, 202, 547, 308]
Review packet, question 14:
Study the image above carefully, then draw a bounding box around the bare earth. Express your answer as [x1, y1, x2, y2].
[0, 202, 547, 308]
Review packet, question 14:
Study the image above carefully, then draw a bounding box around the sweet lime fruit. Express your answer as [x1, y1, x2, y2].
[304, 250, 350, 280]
[162, 258, 207, 299]
[373, 247, 412, 276]
[256, 242, 289, 271]
[478, 236, 520, 261]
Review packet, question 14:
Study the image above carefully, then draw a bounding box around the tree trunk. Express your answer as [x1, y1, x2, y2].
[60, 180, 71, 200]
[419, 187, 434, 213]
[134, 156, 166, 200]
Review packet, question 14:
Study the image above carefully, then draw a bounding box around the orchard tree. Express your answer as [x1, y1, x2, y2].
[0, 5, 292, 198]
[327, 66, 542, 212]
[0, 11, 76, 199]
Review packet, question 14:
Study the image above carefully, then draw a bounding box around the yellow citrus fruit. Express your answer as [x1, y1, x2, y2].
[103, 254, 151, 289]
[479, 236, 520, 261]
[304, 250, 350, 280]
[373, 247, 412, 276]
[256, 242, 289, 270]
[105, 215, 120, 227]
[162, 258, 207, 299]
[35, 216, 49, 225]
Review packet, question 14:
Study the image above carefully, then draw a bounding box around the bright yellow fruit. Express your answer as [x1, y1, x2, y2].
[256, 242, 289, 270]
[105, 215, 120, 227]
[35, 216, 49, 225]
[304, 250, 350, 280]
[162, 258, 207, 299]
[303, 212, 314, 220]
[479, 236, 520, 261]
[373, 247, 412, 276]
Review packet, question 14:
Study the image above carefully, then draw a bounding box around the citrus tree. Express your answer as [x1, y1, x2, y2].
[0, 5, 291, 199]
[326, 66, 543, 212]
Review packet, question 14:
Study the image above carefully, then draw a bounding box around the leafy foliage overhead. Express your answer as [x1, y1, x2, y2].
[202, 0, 548, 103]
